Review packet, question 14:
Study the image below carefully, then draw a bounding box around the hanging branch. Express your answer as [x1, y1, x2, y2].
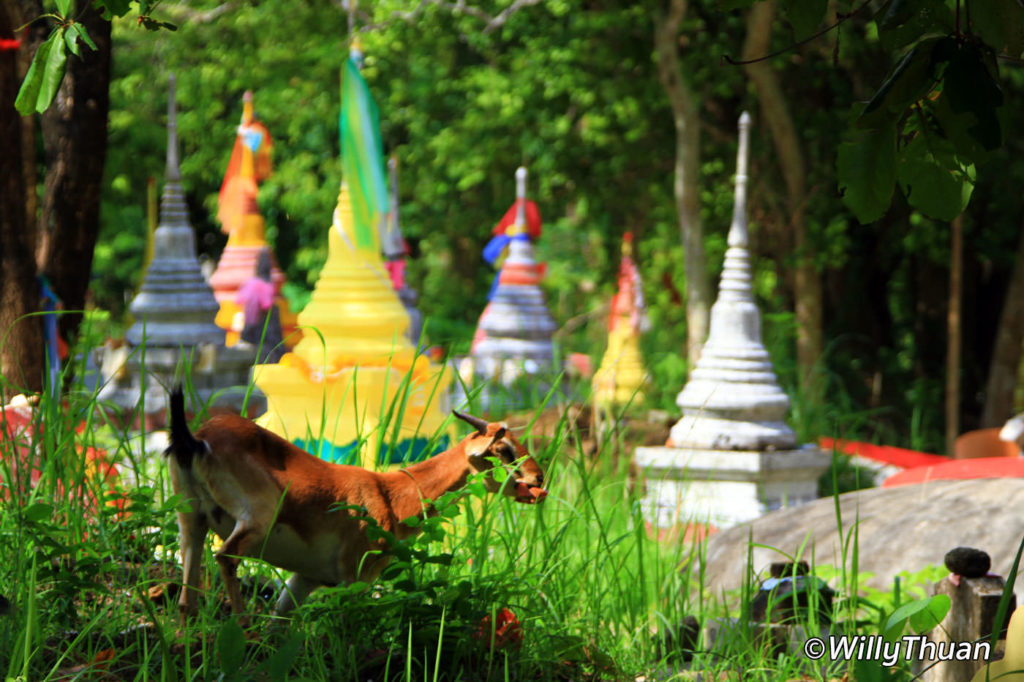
[722, 0, 872, 66]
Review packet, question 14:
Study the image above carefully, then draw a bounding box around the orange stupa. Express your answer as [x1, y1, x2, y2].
[209, 91, 298, 348]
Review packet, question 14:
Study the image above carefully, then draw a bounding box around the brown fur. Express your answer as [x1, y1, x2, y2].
[167, 409, 545, 623]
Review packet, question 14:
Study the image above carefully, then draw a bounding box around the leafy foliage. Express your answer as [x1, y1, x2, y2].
[14, 0, 173, 114]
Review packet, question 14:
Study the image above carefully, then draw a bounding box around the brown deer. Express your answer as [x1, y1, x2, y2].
[165, 386, 546, 622]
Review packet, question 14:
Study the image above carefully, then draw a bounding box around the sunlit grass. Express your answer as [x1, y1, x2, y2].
[0, 349, 960, 681]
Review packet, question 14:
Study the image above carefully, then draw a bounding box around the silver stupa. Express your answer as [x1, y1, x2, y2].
[470, 167, 557, 380]
[633, 112, 829, 529]
[98, 75, 259, 417]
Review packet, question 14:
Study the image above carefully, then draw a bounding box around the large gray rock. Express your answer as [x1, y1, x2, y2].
[701, 478, 1024, 595]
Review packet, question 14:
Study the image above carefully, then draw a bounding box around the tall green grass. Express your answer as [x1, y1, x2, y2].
[0, 352, 955, 681]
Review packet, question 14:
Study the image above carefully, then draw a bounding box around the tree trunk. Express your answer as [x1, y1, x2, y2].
[0, 0, 44, 394]
[36, 3, 111, 345]
[653, 0, 711, 372]
[982, 222, 1024, 427]
[742, 0, 823, 399]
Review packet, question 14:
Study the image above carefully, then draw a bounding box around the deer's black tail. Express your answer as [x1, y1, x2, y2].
[166, 385, 206, 469]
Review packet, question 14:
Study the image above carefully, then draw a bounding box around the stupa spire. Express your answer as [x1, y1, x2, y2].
[165, 74, 181, 182]
[515, 166, 527, 227]
[669, 111, 795, 451]
[125, 75, 224, 347]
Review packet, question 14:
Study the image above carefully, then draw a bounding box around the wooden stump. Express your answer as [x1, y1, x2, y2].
[918, 575, 1014, 682]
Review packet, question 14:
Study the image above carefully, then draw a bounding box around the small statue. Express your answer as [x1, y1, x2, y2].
[236, 249, 284, 363]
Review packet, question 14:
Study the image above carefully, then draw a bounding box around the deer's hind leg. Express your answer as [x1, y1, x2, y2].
[274, 573, 321, 616]
[215, 520, 264, 625]
[177, 505, 209, 623]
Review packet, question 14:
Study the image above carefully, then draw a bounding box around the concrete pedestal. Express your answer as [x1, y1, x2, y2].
[97, 345, 261, 417]
[634, 444, 830, 528]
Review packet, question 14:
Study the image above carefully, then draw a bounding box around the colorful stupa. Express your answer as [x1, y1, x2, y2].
[252, 55, 450, 466]
[209, 91, 298, 348]
[593, 232, 648, 408]
[470, 167, 557, 382]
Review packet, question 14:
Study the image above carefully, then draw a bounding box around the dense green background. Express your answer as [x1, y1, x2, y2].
[93, 0, 1024, 453]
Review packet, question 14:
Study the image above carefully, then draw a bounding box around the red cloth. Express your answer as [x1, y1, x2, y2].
[384, 259, 406, 290]
[491, 199, 542, 239]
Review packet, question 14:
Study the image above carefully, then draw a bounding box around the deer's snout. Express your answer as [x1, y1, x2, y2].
[509, 477, 544, 503]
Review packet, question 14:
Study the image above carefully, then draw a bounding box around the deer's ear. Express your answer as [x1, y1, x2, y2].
[465, 434, 491, 459]
[491, 427, 506, 442]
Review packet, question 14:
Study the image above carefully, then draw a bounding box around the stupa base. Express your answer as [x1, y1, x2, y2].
[294, 434, 451, 467]
[633, 445, 831, 529]
[95, 344, 263, 420]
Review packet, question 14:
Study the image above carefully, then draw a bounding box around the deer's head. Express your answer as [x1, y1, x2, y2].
[453, 410, 547, 504]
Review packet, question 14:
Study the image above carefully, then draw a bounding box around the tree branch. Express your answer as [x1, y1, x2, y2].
[722, 0, 872, 66]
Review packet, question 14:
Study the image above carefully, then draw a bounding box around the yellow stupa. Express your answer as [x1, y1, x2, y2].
[593, 232, 648, 408]
[253, 182, 452, 466]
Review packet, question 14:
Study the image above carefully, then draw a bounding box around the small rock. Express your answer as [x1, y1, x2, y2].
[944, 546, 991, 578]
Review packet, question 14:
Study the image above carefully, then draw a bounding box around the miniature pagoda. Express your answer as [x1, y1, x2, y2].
[633, 112, 829, 528]
[593, 232, 648, 409]
[209, 91, 297, 348]
[252, 53, 450, 466]
[98, 75, 257, 417]
[470, 167, 557, 384]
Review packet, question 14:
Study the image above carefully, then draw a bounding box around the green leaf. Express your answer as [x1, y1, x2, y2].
[897, 134, 974, 221]
[909, 593, 950, 633]
[96, 0, 132, 19]
[491, 465, 508, 483]
[37, 30, 67, 111]
[466, 481, 488, 498]
[23, 502, 55, 523]
[266, 635, 302, 682]
[64, 26, 80, 57]
[55, 0, 72, 17]
[72, 23, 98, 52]
[782, 0, 827, 41]
[139, 16, 178, 32]
[216, 618, 246, 674]
[971, 0, 1024, 59]
[883, 594, 951, 641]
[942, 42, 1003, 152]
[15, 31, 68, 115]
[858, 37, 942, 130]
[837, 121, 897, 224]
[876, 0, 951, 52]
[401, 515, 421, 527]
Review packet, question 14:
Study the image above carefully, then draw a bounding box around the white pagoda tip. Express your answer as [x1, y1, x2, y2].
[166, 74, 181, 182]
[515, 167, 528, 200]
